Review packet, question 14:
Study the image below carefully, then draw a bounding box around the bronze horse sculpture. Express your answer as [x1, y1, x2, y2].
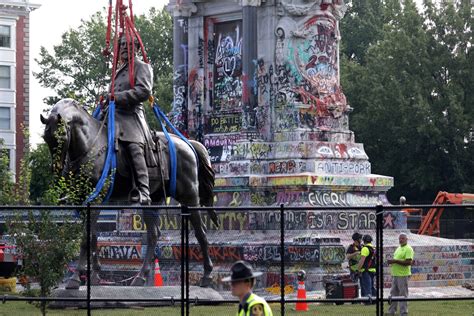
[41, 98, 217, 288]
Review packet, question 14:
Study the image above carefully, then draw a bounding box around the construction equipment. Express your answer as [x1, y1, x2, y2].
[402, 192, 474, 236]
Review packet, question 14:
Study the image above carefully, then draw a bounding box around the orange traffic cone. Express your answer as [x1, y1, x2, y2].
[295, 280, 309, 311]
[154, 258, 163, 287]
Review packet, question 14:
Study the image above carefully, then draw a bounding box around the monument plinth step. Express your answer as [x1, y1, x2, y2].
[50, 286, 223, 309]
[228, 140, 369, 161]
[272, 130, 354, 143]
[214, 173, 394, 191]
[213, 158, 372, 177]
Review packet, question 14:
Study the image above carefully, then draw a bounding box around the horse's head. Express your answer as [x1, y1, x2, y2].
[40, 99, 79, 175]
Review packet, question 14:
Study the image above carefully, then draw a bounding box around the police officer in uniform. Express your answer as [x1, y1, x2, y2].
[223, 261, 273, 316]
[108, 35, 157, 205]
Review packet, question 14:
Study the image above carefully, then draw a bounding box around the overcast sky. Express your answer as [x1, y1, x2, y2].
[29, 0, 168, 146]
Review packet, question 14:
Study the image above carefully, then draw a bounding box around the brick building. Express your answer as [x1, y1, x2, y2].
[0, 0, 40, 180]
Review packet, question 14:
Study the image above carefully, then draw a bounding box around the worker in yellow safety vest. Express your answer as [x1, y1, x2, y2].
[222, 260, 273, 316]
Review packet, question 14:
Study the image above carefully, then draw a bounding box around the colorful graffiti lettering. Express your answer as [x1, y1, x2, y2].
[213, 21, 243, 111]
[208, 115, 241, 134]
[97, 243, 143, 261]
[320, 246, 345, 264]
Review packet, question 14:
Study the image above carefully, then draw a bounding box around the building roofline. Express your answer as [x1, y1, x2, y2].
[0, 1, 41, 12]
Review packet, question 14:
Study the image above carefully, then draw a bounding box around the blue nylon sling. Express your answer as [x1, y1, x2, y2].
[152, 102, 197, 199]
[85, 100, 195, 202]
[85, 100, 117, 204]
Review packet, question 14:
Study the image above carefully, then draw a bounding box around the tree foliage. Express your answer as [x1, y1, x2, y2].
[341, 0, 473, 203]
[5, 125, 105, 314]
[8, 211, 80, 315]
[0, 139, 14, 205]
[28, 143, 54, 204]
[34, 7, 174, 117]
[35, 12, 109, 107]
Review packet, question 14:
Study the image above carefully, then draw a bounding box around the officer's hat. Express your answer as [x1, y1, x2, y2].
[222, 260, 262, 282]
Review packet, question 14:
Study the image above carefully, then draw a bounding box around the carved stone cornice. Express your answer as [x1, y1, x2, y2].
[167, 2, 197, 17]
[240, 0, 262, 6]
[278, 0, 347, 20]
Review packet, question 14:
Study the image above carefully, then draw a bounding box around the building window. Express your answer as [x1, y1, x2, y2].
[0, 107, 11, 130]
[0, 66, 10, 89]
[0, 25, 10, 48]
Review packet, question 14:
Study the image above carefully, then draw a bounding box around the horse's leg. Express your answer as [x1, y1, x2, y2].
[66, 229, 87, 289]
[130, 208, 160, 286]
[65, 210, 101, 289]
[189, 210, 213, 287]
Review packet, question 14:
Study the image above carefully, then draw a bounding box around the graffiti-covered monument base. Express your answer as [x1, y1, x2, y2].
[161, 0, 474, 291]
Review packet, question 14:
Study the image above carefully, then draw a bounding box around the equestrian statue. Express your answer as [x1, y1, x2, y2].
[40, 3, 217, 288]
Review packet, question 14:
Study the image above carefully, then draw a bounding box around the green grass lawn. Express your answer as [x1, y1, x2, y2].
[0, 301, 472, 316]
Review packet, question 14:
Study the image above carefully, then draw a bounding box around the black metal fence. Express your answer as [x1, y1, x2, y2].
[0, 204, 473, 316]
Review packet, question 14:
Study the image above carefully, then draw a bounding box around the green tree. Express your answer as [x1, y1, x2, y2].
[34, 7, 173, 119]
[0, 139, 14, 205]
[7, 124, 107, 314]
[28, 143, 54, 204]
[341, 0, 473, 203]
[35, 11, 109, 107]
[340, 0, 385, 64]
[8, 211, 80, 316]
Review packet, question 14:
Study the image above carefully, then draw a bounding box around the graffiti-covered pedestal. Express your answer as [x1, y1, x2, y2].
[165, 0, 400, 290]
[165, 0, 474, 292]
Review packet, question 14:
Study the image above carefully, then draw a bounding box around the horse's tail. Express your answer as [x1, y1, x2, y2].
[189, 140, 219, 228]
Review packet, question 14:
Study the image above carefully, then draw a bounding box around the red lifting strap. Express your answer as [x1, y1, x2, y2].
[103, 0, 113, 57]
[105, 0, 149, 94]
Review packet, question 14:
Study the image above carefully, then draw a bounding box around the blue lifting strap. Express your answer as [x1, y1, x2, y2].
[85, 100, 117, 204]
[92, 102, 102, 119]
[152, 102, 198, 199]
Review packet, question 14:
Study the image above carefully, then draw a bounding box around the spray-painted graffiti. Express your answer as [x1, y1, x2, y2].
[242, 245, 320, 264]
[308, 192, 386, 207]
[97, 243, 143, 262]
[315, 160, 371, 175]
[212, 190, 389, 208]
[208, 145, 233, 163]
[158, 244, 321, 265]
[204, 134, 240, 148]
[208, 115, 241, 134]
[198, 37, 205, 68]
[266, 284, 295, 295]
[126, 210, 249, 231]
[158, 245, 243, 263]
[320, 246, 345, 264]
[188, 68, 204, 140]
[204, 134, 240, 164]
[171, 66, 188, 133]
[213, 21, 243, 112]
[231, 142, 368, 160]
[244, 210, 404, 230]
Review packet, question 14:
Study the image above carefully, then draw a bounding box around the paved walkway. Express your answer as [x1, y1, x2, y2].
[398, 286, 473, 298]
[250, 286, 473, 301]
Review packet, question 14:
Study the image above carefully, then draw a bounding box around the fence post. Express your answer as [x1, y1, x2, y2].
[183, 206, 190, 316]
[376, 204, 384, 316]
[280, 204, 285, 316]
[181, 206, 185, 316]
[86, 203, 91, 316]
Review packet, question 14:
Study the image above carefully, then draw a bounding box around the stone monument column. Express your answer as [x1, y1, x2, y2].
[167, 0, 404, 291]
[272, 0, 350, 143]
[241, 0, 260, 135]
[169, 0, 197, 134]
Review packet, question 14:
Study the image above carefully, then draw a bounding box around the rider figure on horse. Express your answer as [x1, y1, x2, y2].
[107, 35, 157, 205]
